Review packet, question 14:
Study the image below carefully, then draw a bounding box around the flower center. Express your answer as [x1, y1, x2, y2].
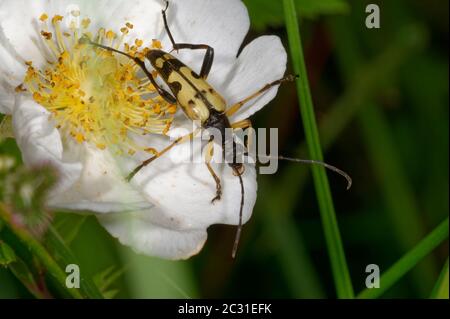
[20, 13, 176, 155]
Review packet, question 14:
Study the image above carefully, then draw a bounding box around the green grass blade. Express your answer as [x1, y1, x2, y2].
[283, 0, 354, 298]
[430, 258, 449, 299]
[46, 227, 104, 298]
[358, 218, 449, 299]
[0, 203, 83, 298]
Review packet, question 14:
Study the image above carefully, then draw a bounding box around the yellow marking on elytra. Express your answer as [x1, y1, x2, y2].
[163, 53, 173, 60]
[179, 67, 226, 112]
[168, 68, 210, 122]
[155, 57, 165, 69]
[153, 51, 227, 117]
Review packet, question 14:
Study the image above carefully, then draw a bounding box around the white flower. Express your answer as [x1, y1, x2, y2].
[0, 0, 287, 259]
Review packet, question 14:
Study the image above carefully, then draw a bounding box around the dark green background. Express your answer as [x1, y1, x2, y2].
[0, 0, 448, 298]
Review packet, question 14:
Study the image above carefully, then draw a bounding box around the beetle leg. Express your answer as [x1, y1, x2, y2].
[172, 44, 214, 79]
[162, 1, 214, 78]
[225, 75, 297, 117]
[231, 119, 253, 151]
[86, 40, 177, 104]
[204, 136, 222, 203]
[231, 119, 252, 129]
[126, 128, 200, 181]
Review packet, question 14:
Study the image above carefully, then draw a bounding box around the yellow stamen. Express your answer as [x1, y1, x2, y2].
[81, 18, 91, 29]
[39, 13, 48, 22]
[152, 39, 162, 49]
[106, 30, 115, 39]
[168, 104, 177, 114]
[52, 15, 63, 24]
[135, 39, 143, 47]
[22, 13, 174, 155]
[40, 31, 52, 40]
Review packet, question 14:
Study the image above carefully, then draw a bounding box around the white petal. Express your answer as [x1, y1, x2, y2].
[12, 96, 82, 197]
[50, 142, 154, 214]
[0, 0, 162, 106]
[125, 134, 257, 230]
[0, 0, 46, 78]
[222, 36, 287, 123]
[12, 96, 151, 213]
[1, 0, 250, 112]
[71, 0, 163, 45]
[98, 210, 207, 260]
[161, 0, 250, 85]
[0, 84, 15, 114]
[0, 0, 158, 69]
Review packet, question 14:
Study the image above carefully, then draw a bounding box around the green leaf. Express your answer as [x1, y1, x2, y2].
[0, 241, 16, 266]
[283, 0, 354, 298]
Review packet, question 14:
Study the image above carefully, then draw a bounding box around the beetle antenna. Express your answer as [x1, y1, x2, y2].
[79, 36, 136, 60]
[257, 155, 352, 190]
[80, 36, 166, 97]
[231, 169, 245, 259]
[163, 0, 170, 13]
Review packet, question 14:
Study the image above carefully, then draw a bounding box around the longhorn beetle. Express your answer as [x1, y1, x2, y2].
[83, 1, 352, 258]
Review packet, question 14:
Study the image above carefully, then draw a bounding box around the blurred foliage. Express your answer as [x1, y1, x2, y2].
[0, 160, 56, 237]
[244, 0, 349, 30]
[0, 0, 448, 299]
[0, 116, 13, 141]
[93, 266, 124, 299]
[0, 241, 16, 266]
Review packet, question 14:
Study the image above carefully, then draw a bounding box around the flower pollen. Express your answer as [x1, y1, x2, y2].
[21, 13, 176, 155]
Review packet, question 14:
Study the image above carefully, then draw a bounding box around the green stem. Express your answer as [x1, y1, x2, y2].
[358, 218, 449, 299]
[430, 258, 449, 299]
[283, 0, 353, 298]
[0, 203, 83, 298]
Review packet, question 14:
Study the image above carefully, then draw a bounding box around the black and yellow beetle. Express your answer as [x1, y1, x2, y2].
[84, 1, 351, 258]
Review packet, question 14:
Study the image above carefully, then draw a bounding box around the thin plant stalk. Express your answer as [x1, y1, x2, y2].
[283, 0, 354, 298]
